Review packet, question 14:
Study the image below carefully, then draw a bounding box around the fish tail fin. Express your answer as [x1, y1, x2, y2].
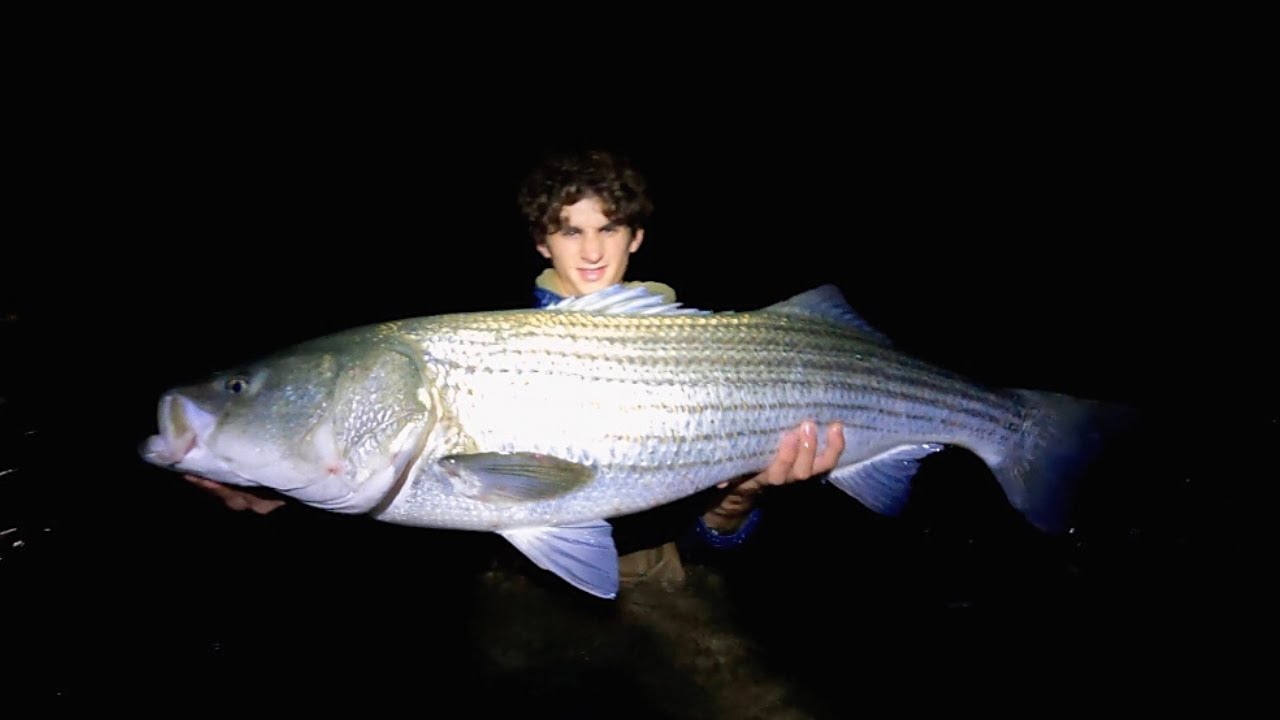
[993, 389, 1139, 534]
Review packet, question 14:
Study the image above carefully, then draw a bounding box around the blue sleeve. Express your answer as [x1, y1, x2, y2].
[689, 506, 763, 550]
[532, 286, 562, 308]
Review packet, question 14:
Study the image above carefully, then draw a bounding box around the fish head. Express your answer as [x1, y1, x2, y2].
[141, 342, 432, 514]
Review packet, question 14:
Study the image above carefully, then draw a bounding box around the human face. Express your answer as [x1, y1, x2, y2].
[537, 196, 644, 297]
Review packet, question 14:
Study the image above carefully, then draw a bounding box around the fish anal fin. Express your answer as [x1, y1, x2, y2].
[827, 443, 945, 516]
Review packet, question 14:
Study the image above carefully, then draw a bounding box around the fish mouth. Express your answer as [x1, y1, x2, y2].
[140, 393, 216, 466]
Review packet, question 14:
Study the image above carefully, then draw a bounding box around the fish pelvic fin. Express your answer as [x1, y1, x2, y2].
[761, 284, 894, 346]
[994, 389, 1139, 534]
[826, 443, 946, 516]
[499, 520, 619, 599]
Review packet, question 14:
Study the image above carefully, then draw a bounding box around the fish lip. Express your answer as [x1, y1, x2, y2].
[139, 434, 184, 466]
[140, 393, 207, 466]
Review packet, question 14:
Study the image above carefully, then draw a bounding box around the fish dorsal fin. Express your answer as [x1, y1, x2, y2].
[546, 284, 711, 316]
[762, 284, 894, 346]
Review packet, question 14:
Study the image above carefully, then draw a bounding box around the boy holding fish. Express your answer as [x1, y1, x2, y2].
[186, 147, 844, 590]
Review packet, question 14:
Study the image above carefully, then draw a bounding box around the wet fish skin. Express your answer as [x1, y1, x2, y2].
[141, 284, 1131, 599]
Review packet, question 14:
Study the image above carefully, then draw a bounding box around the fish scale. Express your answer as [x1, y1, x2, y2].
[374, 296, 1026, 533]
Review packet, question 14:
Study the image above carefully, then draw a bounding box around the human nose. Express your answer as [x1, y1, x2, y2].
[581, 233, 604, 263]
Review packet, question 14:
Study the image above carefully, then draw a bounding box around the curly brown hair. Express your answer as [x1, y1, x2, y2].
[517, 149, 654, 242]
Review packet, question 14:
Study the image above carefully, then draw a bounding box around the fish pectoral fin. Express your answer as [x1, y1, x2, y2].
[438, 451, 596, 502]
[826, 443, 945, 516]
[499, 521, 619, 599]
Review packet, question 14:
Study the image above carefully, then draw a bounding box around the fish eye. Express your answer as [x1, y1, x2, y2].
[224, 376, 250, 394]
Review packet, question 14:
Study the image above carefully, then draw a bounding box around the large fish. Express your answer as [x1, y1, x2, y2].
[140, 284, 1130, 599]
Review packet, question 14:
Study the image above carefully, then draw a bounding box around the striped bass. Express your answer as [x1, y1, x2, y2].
[140, 284, 1130, 599]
